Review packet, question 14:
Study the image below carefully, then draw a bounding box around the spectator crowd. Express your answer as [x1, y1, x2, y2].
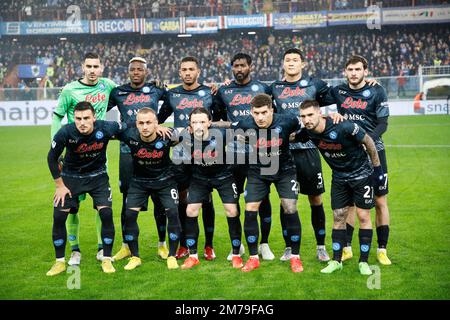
[0, 24, 448, 88]
[1, 0, 447, 21]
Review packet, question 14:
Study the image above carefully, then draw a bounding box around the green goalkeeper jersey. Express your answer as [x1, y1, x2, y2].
[51, 78, 117, 138]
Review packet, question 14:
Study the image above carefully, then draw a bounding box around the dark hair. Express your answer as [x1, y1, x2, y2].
[283, 48, 305, 61]
[345, 55, 368, 69]
[74, 101, 95, 114]
[300, 100, 320, 110]
[84, 52, 100, 61]
[251, 93, 273, 109]
[189, 107, 211, 121]
[180, 56, 199, 68]
[231, 53, 252, 66]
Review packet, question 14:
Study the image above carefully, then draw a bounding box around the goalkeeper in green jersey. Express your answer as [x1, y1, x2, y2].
[51, 52, 117, 266]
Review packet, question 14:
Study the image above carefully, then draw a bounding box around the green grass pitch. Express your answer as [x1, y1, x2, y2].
[0, 115, 449, 300]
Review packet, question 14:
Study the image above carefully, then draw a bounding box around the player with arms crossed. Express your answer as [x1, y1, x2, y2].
[108, 57, 169, 262]
[47, 102, 122, 275]
[51, 52, 117, 265]
[325, 55, 392, 265]
[117, 108, 182, 270]
[298, 100, 386, 275]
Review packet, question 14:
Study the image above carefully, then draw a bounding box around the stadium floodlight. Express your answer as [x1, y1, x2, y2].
[177, 34, 192, 38]
[60, 37, 67, 41]
[248, 31, 256, 35]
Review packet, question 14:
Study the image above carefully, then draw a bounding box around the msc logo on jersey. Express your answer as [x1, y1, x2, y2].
[329, 131, 338, 140]
[95, 131, 104, 139]
[362, 89, 371, 98]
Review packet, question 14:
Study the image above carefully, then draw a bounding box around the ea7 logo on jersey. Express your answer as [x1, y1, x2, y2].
[352, 123, 360, 136]
[338, 90, 347, 95]
[224, 89, 233, 94]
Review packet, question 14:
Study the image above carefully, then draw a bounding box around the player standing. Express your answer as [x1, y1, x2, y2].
[271, 48, 331, 262]
[117, 108, 182, 270]
[47, 102, 122, 275]
[51, 52, 117, 265]
[298, 100, 386, 275]
[178, 108, 243, 270]
[108, 57, 169, 262]
[215, 53, 273, 261]
[325, 55, 392, 265]
[158, 56, 219, 261]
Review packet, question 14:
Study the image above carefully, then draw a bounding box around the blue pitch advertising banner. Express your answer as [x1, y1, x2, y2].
[90, 19, 139, 34]
[140, 18, 180, 34]
[18, 64, 48, 78]
[273, 12, 327, 29]
[1, 20, 89, 35]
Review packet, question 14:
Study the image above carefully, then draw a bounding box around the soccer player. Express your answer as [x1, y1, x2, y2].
[158, 56, 219, 261]
[271, 48, 331, 262]
[218, 93, 304, 273]
[298, 100, 386, 275]
[117, 108, 181, 270]
[51, 52, 117, 265]
[46, 102, 122, 276]
[178, 108, 243, 270]
[325, 55, 392, 265]
[108, 57, 169, 262]
[215, 53, 273, 261]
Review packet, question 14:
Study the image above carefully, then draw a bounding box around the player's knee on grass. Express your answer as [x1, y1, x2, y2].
[280, 198, 297, 214]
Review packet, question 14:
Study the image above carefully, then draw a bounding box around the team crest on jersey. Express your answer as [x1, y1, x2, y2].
[362, 89, 371, 98]
[251, 84, 259, 92]
[99, 83, 106, 90]
[198, 90, 206, 97]
[155, 141, 163, 149]
[329, 131, 338, 140]
[274, 126, 282, 133]
[300, 80, 308, 87]
[96, 131, 104, 139]
[142, 86, 150, 93]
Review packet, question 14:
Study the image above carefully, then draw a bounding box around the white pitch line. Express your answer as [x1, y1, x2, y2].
[386, 144, 450, 148]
